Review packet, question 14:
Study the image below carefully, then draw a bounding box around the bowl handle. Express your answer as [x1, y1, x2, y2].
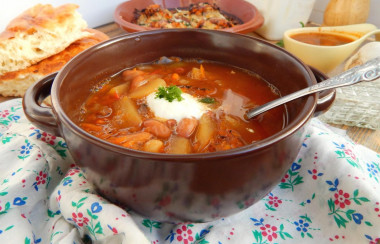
[22, 72, 61, 136]
[309, 66, 336, 117]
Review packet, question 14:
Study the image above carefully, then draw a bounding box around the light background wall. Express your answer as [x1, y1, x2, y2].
[0, 0, 126, 31]
[1, 0, 379, 32]
[310, 0, 380, 27]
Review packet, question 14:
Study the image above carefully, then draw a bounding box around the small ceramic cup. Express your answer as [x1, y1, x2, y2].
[283, 23, 379, 73]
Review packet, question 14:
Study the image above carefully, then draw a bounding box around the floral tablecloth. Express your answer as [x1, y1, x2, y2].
[0, 98, 379, 244]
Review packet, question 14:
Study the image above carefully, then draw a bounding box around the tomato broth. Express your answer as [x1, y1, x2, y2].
[290, 32, 356, 46]
[79, 57, 286, 154]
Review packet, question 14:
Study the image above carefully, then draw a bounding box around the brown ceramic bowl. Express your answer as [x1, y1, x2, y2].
[23, 29, 334, 222]
[114, 0, 264, 34]
[308, 66, 336, 117]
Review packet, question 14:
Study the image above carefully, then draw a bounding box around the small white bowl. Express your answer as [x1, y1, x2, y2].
[283, 23, 379, 73]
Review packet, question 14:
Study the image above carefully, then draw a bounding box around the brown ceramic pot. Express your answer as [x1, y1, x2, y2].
[23, 29, 334, 222]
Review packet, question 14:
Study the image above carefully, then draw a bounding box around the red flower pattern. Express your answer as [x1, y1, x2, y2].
[40, 132, 56, 145]
[375, 203, 380, 217]
[176, 225, 194, 244]
[0, 110, 9, 118]
[281, 173, 289, 183]
[344, 149, 356, 161]
[334, 190, 351, 208]
[268, 196, 282, 208]
[158, 195, 171, 207]
[260, 224, 278, 242]
[308, 168, 324, 180]
[68, 169, 81, 176]
[110, 227, 118, 234]
[72, 212, 89, 227]
[36, 171, 47, 185]
[244, 198, 255, 207]
[370, 238, 380, 244]
[56, 190, 62, 202]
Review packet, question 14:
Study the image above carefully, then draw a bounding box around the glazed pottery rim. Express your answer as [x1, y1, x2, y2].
[51, 29, 317, 161]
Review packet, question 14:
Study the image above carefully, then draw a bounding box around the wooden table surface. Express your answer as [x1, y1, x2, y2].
[1, 22, 379, 153]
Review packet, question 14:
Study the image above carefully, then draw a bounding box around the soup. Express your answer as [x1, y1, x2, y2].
[79, 57, 286, 154]
[290, 32, 356, 46]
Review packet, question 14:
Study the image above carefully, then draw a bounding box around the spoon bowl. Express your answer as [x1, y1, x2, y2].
[283, 23, 380, 73]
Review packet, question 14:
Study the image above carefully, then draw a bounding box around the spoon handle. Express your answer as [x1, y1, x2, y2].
[246, 57, 380, 119]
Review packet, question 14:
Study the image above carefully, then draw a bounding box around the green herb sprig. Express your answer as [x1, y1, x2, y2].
[199, 97, 216, 104]
[155, 85, 183, 102]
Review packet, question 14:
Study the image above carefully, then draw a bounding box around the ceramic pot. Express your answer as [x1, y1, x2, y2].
[23, 29, 334, 222]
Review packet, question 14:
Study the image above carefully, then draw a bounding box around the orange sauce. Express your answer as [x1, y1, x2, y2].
[290, 32, 356, 46]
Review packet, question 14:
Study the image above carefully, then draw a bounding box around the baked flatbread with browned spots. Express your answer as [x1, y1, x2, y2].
[0, 4, 92, 76]
[0, 29, 109, 97]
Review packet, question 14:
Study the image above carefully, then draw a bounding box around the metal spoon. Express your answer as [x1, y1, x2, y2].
[246, 57, 380, 119]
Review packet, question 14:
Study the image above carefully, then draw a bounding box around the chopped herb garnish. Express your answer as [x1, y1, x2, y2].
[276, 39, 284, 48]
[155, 85, 183, 102]
[199, 97, 216, 104]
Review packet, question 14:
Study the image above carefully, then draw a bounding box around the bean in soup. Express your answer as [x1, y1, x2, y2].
[79, 57, 286, 154]
[290, 32, 356, 46]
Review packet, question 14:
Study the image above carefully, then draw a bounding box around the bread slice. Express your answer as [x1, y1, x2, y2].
[0, 4, 92, 76]
[0, 29, 109, 97]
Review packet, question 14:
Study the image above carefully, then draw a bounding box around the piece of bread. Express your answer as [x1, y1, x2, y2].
[0, 4, 92, 76]
[0, 29, 109, 97]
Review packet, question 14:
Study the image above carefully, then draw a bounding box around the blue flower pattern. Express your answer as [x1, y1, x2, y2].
[294, 219, 309, 233]
[367, 162, 379, 182]
[91, 202, 102, 213]
[20, 142, 33, 155]
[63, 178, 73, 186]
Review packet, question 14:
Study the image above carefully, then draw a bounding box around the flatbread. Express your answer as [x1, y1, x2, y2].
[0, 4, 92, 76]
[0, 29, 109, 97]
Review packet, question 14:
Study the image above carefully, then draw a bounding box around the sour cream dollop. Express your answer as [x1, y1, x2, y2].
[146, 92, 208, 121]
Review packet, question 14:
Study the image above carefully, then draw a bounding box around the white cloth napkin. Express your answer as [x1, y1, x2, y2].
[0, 98, 379, 244]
